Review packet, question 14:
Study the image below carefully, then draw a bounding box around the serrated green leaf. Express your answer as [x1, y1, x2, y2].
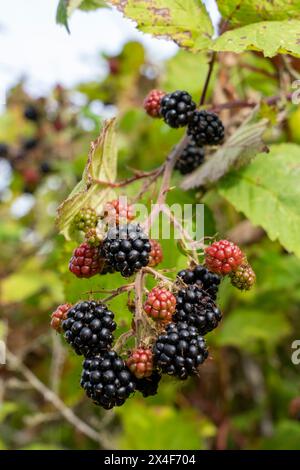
[108, 0, 213, 51]
[79, 0, 107, 10]
[56, 119, 117, 240]
[56, 0, 70, 32]
[213, 20, 300, 57]
[217, 1, 300, 27]
[216, 309, 291, 350]
[218, 144, 300, 258]
[181, 118, 268, 190]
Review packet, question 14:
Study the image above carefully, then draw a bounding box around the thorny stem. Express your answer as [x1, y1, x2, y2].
[209, 92, 292, 113]
[143, 266, 174, 287]
[93, 166, 163, 188]
[134, 270, 146, 345]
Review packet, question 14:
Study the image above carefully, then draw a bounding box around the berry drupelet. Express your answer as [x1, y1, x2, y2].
[143, 89, 165, 118]
[175, 140, 205, 175]
[73, 207, 98, 233]
[148, 239, 163, 267]
[69, 242, 102, 278]
[177, 264, 221, 300]
[126, 348, 153, 379]
[81, 351, 136, 409]
[136, 371, 161, 397]
[62, 301, 116, 357]
[50, 303, 72, 333]
[205, 239, 245, 276]
[144, 286, 176, 324]
[188, 110, 224, 146]
[153, 322, 208, 380]
[160, 90, 196, 128]
[101, 224, 151, 277]
[230, 263, 256, 291]
[174, 285, 222, 335]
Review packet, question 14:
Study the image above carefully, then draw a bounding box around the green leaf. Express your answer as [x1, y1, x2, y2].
[212, 20, 300, 57]
[218, 144, 300, 258]
[108, 0, 213, 51]
[216, 309, 291, 350]
[56, 0, 70, 33]
[181, 117, 268, 190]
[78, 0, 107, 10]
[217, 1, 300, 27]
[0, 402, 18, 422]
[56, 119, 118, 240]
[262, 420, 300, 450]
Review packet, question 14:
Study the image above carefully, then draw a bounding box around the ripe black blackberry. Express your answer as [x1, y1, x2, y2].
[188, 110, 224, 145]
[0, 143, 8, 157]
[80, 351, 136, 409]
[62, 301, 116, 357]
[153, 322, 208, 380]
[101, 223, 151, 277]
[175, 140, 205, 175]
[177, 264, 221, 300]
[136, 371, 161, 397]
[174, 285, 222, 335]
[160, 90, 196, 128]
[23, 138, 39, 151]
[24, 105, 39, 122]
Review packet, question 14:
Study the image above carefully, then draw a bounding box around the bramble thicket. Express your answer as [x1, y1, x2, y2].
[1, 0, 300, 450]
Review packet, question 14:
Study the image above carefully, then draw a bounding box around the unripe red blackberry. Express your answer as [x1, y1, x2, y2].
[136, 371, 161, 397]
[174, 285, 222, 335]
[230, 263, 256, 291]
[73, 207, 98, 233]
[153, 322, 208, 380]
[188, 110, 224, 146]
[81, 351, 136, 409]
[126, 348, 153, 379]
[205, 239, 245, 275]
[101, 224, 151, 277]
[143, 89, 165, 118]
[160, 90, 196, 128]
[144, 287, 176, 324]
[50, 303, 72, 333]
[69, 242, 102, 278]
[148, 239, 163, 267]
[103, 199, 135, 226]
[175, 140, 205, 175]
[62, 301, 116, 357]
[177, 264, 221, 300]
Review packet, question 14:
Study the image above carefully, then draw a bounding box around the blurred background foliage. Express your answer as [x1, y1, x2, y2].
[1, 39, 300, 450]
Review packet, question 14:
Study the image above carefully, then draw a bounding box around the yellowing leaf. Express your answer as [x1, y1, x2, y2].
[108, 0, 213, 51]
[56, 119, 118, 239]
[213, 20, 300, 57]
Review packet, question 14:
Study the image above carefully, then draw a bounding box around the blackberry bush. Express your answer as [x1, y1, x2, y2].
[101, 223, 151, 277]
[160, 90, 196, 128]
[62, 301, 116, 356]
[153, 322, 208, 380]
[80, 351, 136, 409]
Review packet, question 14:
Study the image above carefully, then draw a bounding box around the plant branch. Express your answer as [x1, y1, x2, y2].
[200, 51, 217, 106]
[93, 166, 163, 188]
[6, 350, 112, 449]
[209, 92, 292, 113]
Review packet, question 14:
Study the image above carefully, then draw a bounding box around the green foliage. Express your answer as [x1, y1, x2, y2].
[109, 0, 213, 51]
[218, 144, 300, 258]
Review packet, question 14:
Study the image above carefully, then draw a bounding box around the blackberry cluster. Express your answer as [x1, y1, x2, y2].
[136, 371, 162, 397]
[144, 89, 165, 118]
[175, 140, 205, 175]
[177, 264, 221, 300]
[69, 242, 102, 278]
[127, 348, 153, 379]
[62, 301, 116, 357]
[188, 110, 225, 146]
[81, 351, 136, 409]
[160, 91, 196, 128]
[205, 239, 244, 275]
[174, 285, 222, 335]
[73, 207, 98, 233]
[153, 322, 208, 380]
[101, 224, 151, 277]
